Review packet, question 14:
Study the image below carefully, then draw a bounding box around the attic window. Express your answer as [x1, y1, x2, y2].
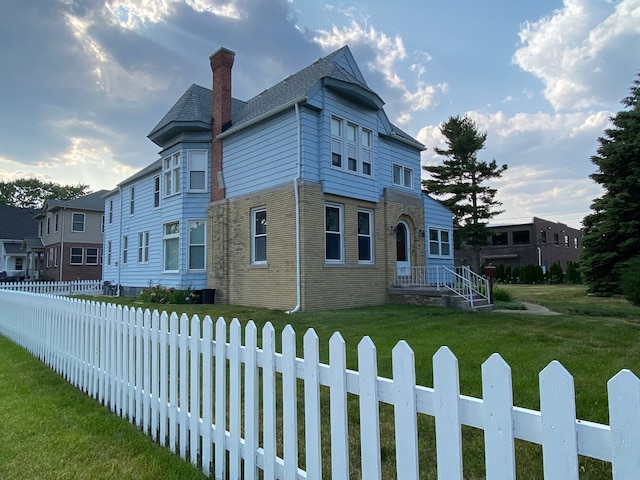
[330, 115, 373, 176]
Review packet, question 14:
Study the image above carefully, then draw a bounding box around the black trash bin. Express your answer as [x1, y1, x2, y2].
[202, 288, 216, 304]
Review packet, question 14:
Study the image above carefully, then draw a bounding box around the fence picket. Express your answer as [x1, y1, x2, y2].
[201, 316, 213, 477]
[608, 370, 640, 479]
[393, 341, 419, 480]
[358, 336, 381, 480]
[482, 353, 516, 479]
[244, 321, 259, 480]
[303, 329, 322, 479]
[229, 319, 242, 479]
[539, 361, 579, 480]
[215, 318, 228, 479]
[282, 325, 299, 479]
[262, 322, 277, 480]
[433, 346, 463, 480]
[1, 290, 639, 480]
[329, 332, 349, 479]
[189, 315, 201, 466]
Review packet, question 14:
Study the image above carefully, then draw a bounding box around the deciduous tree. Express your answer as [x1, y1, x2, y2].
[0, 178, 90, 209]
[581, 74, 640, 295]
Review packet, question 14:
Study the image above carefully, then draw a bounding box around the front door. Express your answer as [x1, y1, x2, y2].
[396, 221, 411, 276]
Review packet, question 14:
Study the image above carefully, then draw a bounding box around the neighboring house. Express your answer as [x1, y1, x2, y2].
[455, 217, 583, 272]
[34, 191, 108, 281]
[0, 205, 39, 280]
[104, 46, 454, 309]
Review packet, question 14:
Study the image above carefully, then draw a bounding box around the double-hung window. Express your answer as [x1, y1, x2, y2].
[252, 208, 267, 264]
[331, 117, 343, 168]
[330, 116, 373, 176]
[70, 247, 83, 265]
[163, 152, 181, 197]
[138, 231, 149, 264]
[428, 228, 452, 257]
[392, 164, 413, 189]
[108, 199, 113, 224]
[72, 213, 85, 232]
[153, 176, 160, 208]
[55, 213, 59, 232]
[188, 150, 207, 191]
[357, 209, 373, 263]
[86, 248, 99, 265]
[325, 204, 343, 262]
[188, 221, 205, 270]
[122, 236, 128, 265]
[106, 241, 112, 266]
[163, 221, 179, 271]
[129, 186, 135, 215]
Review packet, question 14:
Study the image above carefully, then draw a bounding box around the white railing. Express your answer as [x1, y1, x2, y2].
[0, 290, 638, 479]
[0, 279, 102, 295]
[392, 266, 490, 307]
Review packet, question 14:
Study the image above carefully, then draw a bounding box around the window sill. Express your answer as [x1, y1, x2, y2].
[249, 263, 269, 269]
[324, 262, 378, 269]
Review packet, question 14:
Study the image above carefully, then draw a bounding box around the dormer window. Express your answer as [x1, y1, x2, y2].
[331, 115, 373, 176]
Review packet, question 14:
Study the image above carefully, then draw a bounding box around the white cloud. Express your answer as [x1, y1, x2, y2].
[513, 0, 640, 110]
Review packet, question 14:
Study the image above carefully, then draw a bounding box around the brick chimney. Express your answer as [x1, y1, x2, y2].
[210, 47, 235, 202]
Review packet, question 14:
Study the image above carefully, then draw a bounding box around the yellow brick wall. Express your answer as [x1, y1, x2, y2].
[207, 181, 426, 311]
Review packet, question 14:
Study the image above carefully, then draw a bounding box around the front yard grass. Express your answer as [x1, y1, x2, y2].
[5, 285, 640, 478]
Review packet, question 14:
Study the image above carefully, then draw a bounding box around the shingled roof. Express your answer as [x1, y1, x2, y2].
[36, 190, 110, 218]
[148, 45, 422, 149]
[0, 205, 39, 239]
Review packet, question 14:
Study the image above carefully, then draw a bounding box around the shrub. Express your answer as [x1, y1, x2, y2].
[548, 262, 564, 284]
[496, 264, 506, 282]
[521, 264, 544, 284]
[566, 261, 581, 284]
[492, 286, 512, 302]
[621, 256, 640, 306]
[139, 284, 200, 304]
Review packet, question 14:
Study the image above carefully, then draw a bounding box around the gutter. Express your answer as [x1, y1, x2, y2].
[285, 101, 303, 314]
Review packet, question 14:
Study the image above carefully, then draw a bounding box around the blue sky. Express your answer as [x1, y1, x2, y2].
[1, 0, 639, 229]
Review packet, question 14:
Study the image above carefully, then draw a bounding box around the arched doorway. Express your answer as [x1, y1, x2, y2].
[396, 220, 411, 276]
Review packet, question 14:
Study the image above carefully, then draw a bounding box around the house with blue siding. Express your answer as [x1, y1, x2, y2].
[103, 46, 453, 309]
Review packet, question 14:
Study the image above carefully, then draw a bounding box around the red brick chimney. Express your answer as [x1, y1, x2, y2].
[210, 47, 235, 202]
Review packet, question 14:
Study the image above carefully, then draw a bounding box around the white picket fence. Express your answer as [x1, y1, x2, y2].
[0, 279, 102, 295]
[0, 290, 639, 479]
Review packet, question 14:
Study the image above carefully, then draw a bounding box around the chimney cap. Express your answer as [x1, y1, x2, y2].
[209, 47, 235, 61]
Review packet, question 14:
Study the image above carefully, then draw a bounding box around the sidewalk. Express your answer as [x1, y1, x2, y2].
[494, 302, 561, 315]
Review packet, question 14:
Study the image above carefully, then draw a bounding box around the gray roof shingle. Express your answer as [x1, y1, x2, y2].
[0, 205, 39, 239]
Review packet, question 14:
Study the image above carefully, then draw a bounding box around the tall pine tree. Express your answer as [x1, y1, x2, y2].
[423, 115, 507, 271]
[582, 73, 640, 295]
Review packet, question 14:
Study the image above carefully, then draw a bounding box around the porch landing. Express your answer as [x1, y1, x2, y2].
[388, 285, 494, 312]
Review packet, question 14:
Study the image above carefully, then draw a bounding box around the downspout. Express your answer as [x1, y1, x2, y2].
[286, 102, 303, 314]
[59, 208, 65, 282]
[117, 186, 122, 296]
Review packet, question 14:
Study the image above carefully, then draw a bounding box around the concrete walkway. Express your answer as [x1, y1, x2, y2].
[494, 302, 561, 315]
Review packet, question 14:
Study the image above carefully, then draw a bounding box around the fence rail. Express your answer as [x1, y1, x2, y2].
[0, 290, 638, 479]
[0, 279, 102, 295]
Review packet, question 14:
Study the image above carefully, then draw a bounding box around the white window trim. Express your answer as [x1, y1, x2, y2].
[163, 152, 181, 198]
[251, 208, 267, 265]
[138, 231, 149, 264]
[188, 150, 207, 192]
[187, 220, 206, 271]
[122, 236, 129, 266]
[392, 164, 414, 189]
[330, 115, 373, 177]
[162, 221, 180, 273]
[129, 186, 135, 216]
[153, 175, 161, 208]
[70, 247, 83, 265]
[325, 203, 344, 263]
[106, 241, 112, 266]
[357, 209, 374, 264]
[71, 212, 86, 232]
[108, 199, 113, 224]
[427, 227, 453, 258]
[86, 247, 99, 265]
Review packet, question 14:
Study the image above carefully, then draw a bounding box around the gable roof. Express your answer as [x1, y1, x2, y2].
[0, 205, 39, 239]
[36, 190, 110, 217]
[149, 45, 423, 150]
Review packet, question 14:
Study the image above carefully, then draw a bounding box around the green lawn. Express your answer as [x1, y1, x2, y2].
[3, 285, 639, 478]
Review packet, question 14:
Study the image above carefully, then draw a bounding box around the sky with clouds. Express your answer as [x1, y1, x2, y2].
[1, 0, 639, 229]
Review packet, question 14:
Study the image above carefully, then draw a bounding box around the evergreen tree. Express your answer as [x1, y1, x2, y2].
[423, 115, 507, 271]
[582, 74, 640, 295]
